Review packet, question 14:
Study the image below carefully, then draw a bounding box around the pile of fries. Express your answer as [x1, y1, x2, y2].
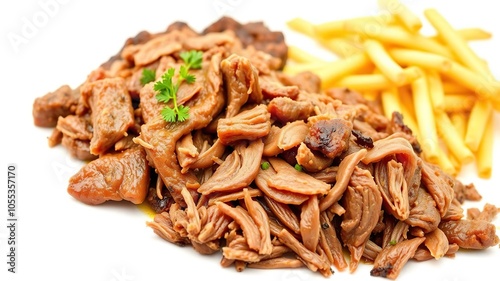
[285, 0, 499, 178]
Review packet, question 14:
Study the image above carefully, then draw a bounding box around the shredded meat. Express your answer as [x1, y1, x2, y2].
[32, 16, 499, 279]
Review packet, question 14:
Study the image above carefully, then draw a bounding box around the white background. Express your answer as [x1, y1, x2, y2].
[1, 1, 499, 281]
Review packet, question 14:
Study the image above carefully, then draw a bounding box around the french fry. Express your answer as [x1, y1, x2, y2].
[378, 0, 422, 33]
[436, 145, 457, 176]
[476, 113, 494, 179]
[449, 112, 468, 139]
[435, 111, 474, 165]
[286, 17, 316, 37]
[411, 71, 439, 162]
[335, 73, 393, 91]
[364, 39, 406, 85]
[443, 95, 476, 113]
[317, 37, 363, 58]
[427, 70, 445, 112]
[465, 99, 493, 152]
[283, 61, 330, 75]
[442, 81, 473, 95]
[314, 52, 372, 89]
[430, 27, 492, 42]
[359, 25, 453, 58]
[389, 48, 452, 72]
[380, 87, 401, 119]
[313, 14, 394, 39]
[287, 45, 326, 64]
[424, 8, 490, 77]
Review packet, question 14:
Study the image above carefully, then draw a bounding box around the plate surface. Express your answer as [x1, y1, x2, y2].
[1, 1, 499, 281]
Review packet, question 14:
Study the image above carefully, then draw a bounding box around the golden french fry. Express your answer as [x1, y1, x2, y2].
[427, 70, 445, 112]
[435, 111, 474, 165]
[378, 0, 422, 33]
[314, 14, 394, 39]
[449, 112, 468, 140]
[465, 100, 493, 152]
[364, 39, 406, 85]
[389, 48, 452, 71]
[359, 25, 453, 58]
[411, 71, 439, 162]
[476, 112, 494, 179]
[430, 27, 492, 42]
[380, 87, 400, 119]
[288, 46, 326, 64]
[443, 95, 476, 113]
[442, 82, 473, 95]
[436, 145, 457, 176]
[424, 8, 490, 77]
[286, 17, 316, 37]
[317, 37, 363, 58]
[314, 52, 372, 89]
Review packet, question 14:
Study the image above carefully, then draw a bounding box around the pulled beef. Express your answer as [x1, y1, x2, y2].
[268, 97, 314, 124]
[439, 220, 499, 249]
[203, 16, 288, 69]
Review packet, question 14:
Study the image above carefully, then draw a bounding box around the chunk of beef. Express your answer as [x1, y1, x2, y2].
[203, 16, 288, 69]
[80, 77, 135, 155]
[340, 167, 383, 272]
[268, 97, 314, 124]
[67, 145, 150, 205]
[305, 118, 352, 159]
[33, 85, 79, 127]
[217, 104, 271, 145]
[220, 54, 262, 118]
[259, 75, 300, 100]
[276, 71, 321, 94]
[61, 134, 97, 161]
[439, 219, 499, 249]
[56, 115, 93, 141]
[405, 188, 441, 234]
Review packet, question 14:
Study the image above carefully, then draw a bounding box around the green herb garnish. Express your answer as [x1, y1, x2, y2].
[294, 164, 303, 172]
[261, 161, 270, 170]
[154, 50, 203, 123]
[389, 240, 397, 246]
[140, 68, 156, 85]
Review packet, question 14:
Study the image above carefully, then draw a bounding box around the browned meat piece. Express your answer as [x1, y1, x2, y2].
[247, 257, 303, 269]
[374, 159, 410, 221]
[197, 140, 264, 195]
[442, 198, 464, 221]
[139, 83, 164, 124]
[48, 128, 63, 147]
[319, 148, 367, 211]
[439, 219, 499, 249]
[147, 186, 174, 214]
[262, 196, 300, 234]
[262, 125, 283, 157]
[467, 203, 500, 222]
[386, 111, 422, 154]
[267, 157, 331, 196]
[305, 118, 352, 159]
[300, 195, 320, 252]
[80, 77, 135, 155]
[370, 237, 426, 279]
[243, 188, 273, 255]
[203, 16, 288, 69]
[56, 115, 93, 141]
[146, 211, 189, 245]
[217, 104, 271, 145]
[276, 71, 321, 94]
[220, 54, 262, 118]
[421, 161, 454, 217]
[453, 179, 482, 204]
[277, 229, 331, 273]
[424, 228, 449, 259]
[254, 163, 310, 205]
[340, 166, 383, 272]
[268, 97, 314, 124]
[216, 202, 262, 253]
[133, 30, 189, 66]
[319, 212, 348, 271]
[413, 243, 459, 261]
[184, 30, 236, 51]
[259, 75, 299, 100]
[198, 204, 232, 244]
[61, 134, 97, 161]
[277, 120, 309, 150]
[137, 53, 225, 206]
[33, 85, 79, 127]
[405, 188, 441, 234]
[296, 142, 334, 172]
[67, 145, 150, 205]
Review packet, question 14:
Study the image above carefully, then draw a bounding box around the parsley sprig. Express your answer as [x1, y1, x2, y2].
[154, 50, 203, 122]
[140, 68, 156, 85]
